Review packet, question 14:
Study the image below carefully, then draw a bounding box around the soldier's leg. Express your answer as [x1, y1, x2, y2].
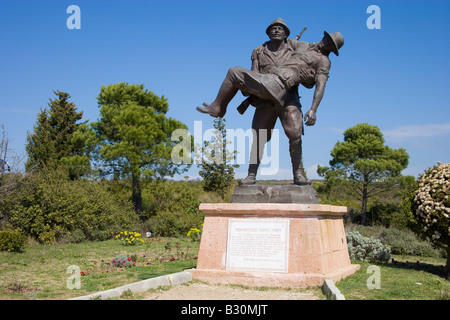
[239, 106, 278, 185]
[196, 67, 277, 117]
[280, 104, 311, 185]
[196, 68, 241, 117]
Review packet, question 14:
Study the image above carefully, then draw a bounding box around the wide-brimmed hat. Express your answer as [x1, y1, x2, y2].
[266, 18, 290, 37]
[324, 31, 344, 56]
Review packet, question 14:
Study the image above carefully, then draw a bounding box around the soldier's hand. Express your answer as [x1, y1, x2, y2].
[304, 109, 316, 126]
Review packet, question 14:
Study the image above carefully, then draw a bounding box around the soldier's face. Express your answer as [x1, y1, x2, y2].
[320, 35, 333, 51]
[269, 25, 286, 41]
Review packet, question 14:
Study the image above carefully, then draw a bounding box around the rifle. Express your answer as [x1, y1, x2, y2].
[295, 26, 307, 40]
[237, 26, 308, 115]
[237, 95, 254, 115]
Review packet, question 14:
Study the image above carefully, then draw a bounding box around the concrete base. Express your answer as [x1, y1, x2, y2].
[188, 203, 360, 288]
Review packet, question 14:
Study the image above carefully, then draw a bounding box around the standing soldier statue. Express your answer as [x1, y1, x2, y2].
[197, 18, 344, 185]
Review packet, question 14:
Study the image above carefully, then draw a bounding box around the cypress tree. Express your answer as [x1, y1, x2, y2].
[26, 90, 86, 178]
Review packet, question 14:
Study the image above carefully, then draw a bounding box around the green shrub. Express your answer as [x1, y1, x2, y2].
[69, 229, 86, 243]
[346, 231, 391, 263]
[3, 170, 141, 242]
[38, 231, 56, 244]
[141, 180, 204, 237]
[145, 210, 194, 237]
[0, 230, 27, 252]
[379, 227, 443, 257]
[345, 223, 443, 258]
[367, 202, 402, 227]
[85, 229, 111, 242]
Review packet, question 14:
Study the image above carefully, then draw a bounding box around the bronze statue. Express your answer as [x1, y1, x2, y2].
[197, 18, 344, 185]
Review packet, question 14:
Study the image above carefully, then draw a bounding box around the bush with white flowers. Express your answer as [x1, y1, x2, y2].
[412, 162, 449, 247]
[411, 162, 449, 275]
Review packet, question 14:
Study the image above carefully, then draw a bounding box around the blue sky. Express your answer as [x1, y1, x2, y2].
[0, 0, 449, 180]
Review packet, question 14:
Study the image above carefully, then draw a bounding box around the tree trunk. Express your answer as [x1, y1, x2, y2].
[444, 248, 450, 279]
[131, 172, 143, 220]
[360, 179, 368, 225]
[361, 197, 367, 225]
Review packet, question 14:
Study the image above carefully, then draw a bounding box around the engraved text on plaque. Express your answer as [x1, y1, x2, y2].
[226, 219, 289, 273]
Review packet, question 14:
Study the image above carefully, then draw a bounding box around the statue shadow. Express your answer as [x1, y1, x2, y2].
[386, 258, 448, 280]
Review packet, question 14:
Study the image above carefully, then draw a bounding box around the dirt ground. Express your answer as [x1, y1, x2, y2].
[143, 281, 324, 300]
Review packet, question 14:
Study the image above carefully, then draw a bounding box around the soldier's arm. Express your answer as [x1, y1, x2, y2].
[304, 62, 330, 126]
[292, 40, 309, 54]
[251, 48, 260, 72]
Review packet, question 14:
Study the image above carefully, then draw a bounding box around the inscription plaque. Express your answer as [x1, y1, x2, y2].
[226, 219, 289, 273]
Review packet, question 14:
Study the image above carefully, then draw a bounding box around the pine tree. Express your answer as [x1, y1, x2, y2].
[25, 90, 87, 178]
[197, 117, 239, 200]
[88, 82, 190, 217]
[318, 123, 409, 225]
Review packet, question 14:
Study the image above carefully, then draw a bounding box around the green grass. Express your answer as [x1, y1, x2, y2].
[0, 237, 199, 300]
[2, 237, 449, 300]
[336, 255, 450, 300]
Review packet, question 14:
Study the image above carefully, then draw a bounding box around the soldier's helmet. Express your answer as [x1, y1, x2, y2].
[323, 31, 344, 56]
[266, 17, 290, 38]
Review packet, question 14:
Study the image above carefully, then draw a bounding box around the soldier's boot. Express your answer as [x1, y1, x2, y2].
[196, 75, 238, 118]
[238, 164, 259, 185]
[290, 138, 311, 185]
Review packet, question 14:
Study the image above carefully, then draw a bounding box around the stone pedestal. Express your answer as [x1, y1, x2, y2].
[188, 203, 360, 288]
[231, 184, 318, 204]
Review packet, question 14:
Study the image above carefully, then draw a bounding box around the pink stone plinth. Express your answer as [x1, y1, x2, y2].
[188, 203, 360, 288]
